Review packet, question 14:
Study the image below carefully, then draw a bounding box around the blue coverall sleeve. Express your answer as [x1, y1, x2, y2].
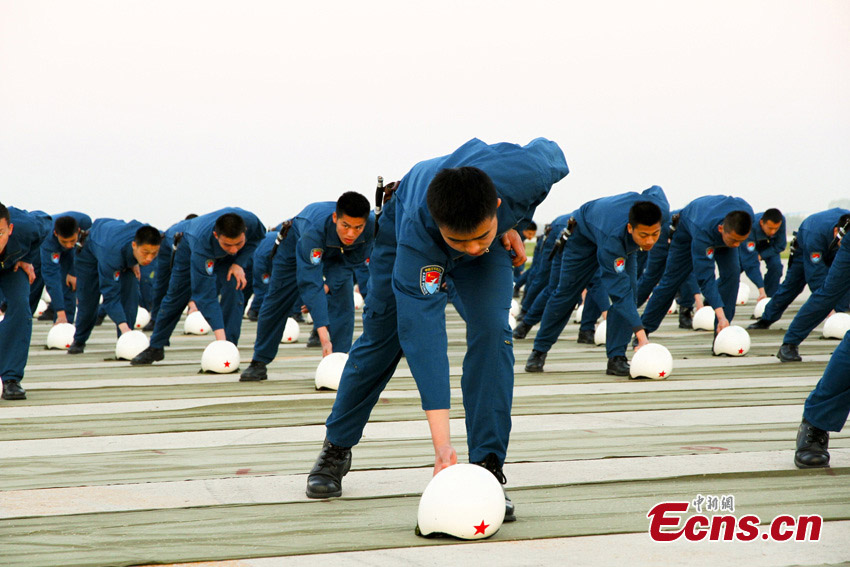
[740, 246, 765, 288]
[189, 250, 226, 331]
[393, 244, 451, 411]
[760, 227, 786, 260]
[295, 231, 331, 329]
[598, 242, 643, 331]
[40, 245, 67, 312]
[98, 261, 128, 325]
[692, 234, 724, 308]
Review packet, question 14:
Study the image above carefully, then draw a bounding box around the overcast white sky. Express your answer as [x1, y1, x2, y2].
[1, 1, 848, 229]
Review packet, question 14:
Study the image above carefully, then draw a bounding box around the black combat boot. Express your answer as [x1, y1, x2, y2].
[306, 439, 352, 498]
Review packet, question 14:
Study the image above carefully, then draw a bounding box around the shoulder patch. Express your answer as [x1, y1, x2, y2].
[310, 248, 323, 265]
[51, 252, 61, 264]
[420, 265, 444, 295]
[746, 241, 756, 252]
[614, 257, 626, 273]
[113, 270, 121, 281]
[205, 259, 215, 275]
[706, 246, 715, 260]
[261, 272, 270, 284]
[810, 251, 822, 264]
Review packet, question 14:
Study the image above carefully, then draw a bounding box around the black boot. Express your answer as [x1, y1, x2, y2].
[678, 307, 693, 329]
[577, 329, 595, 344]
[240, 360, 268, 382]
[512, 321, 533, 340]
[795, 419, 830, 468]
[748, 319, 772, 330]
[306, 439, 352, 498]
[306, 329, 321, 348]
[130, 346, 165, 365]
[474, 453, 516, 522]
[142, 319, 156, 332]
[37, 306, 55, 321]
[67, 341, 85, 355]
[777, 343, 802, 362]
[607, 355, 630, 376]
[246, 309, 259, 322]
[292, 313, 305, 323]
[525, 349, 547, 372]
[94, 312, 107, 326]
[1, 380, 26, 400]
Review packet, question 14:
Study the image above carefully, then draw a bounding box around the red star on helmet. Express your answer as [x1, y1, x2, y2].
[738, 348, 744, 354]
[65, 343, 71, 348]
[658, 370, 666, 377]
[474, 520, 489, 535]
[224, 360, 230, 367]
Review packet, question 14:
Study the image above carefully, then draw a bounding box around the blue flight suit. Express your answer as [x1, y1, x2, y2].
[803, 328, 850, 432]
[532, 186, 670, 359]
[149, 218, 195, 323]
[641, 195, 756, 334]
[0, 207, 49, 385]
[514, 234, 543, 299]
[250, 231, 278, 316]
[578, 269, 611, 334]
[252, 202, 375, 361]
[150, 208, 265, 348]
[139, 263, 155, 311]
[739, 211, 786, 297]
[635, 209, 700, 310]
[16, 211, 54, 314]
[520, 214, 572, 322]
[324, 138, 569, 465]
[74, 219, 154, 344]
[31, 211, 92, 323]
[783, 229, 850, 347]
[354, 259, 370, 298]
[760, 208, 850, 324]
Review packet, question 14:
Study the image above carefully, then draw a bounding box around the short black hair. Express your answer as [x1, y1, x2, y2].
[185, 213, 198, 220]
[722, 210, 752, 236]
[336, 191, 370, 219]
[761, 208, 783, 224]
[628, 201, 663, 228]
[134, 225, 162, 246]
[54, 215, 79, 238]
[214, 213, 247, 239]
[426, 167, 498, 233]
[837, 214, 850, 230]
[524, 221, 538, 232]
[0, 202, 9, 224]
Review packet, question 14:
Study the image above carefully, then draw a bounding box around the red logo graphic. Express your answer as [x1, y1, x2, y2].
[706, 247, 715, 259]
[224, 360, 230, 368]
[474, 520, 489, 535]
[51, 252, 61, 263]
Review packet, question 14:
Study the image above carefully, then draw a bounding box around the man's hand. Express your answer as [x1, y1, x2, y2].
[55, 311, 68, 325]
[318, 326, 333, 357]
[715, 308, 730, 332]
[132, 265, 141, 280]
[500, 229, 526, 267]
[214, 328, 227, 341]
[433, 444, 457, 476]
[118, 322, 132, 334]
[66, 274, 77, 291]
[226, 264, 247, 290]
[633, 329, 650, 351]
[187, 300, 199, 314]
[13, 261, 36, 284]
[324, 284, 330, 294]
[756, 287, 767, 303]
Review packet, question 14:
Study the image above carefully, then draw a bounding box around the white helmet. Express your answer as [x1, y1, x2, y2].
[281, 317, 300, 343]
[509, 299, 521, 318]
[243, 295, 254, 317]
[713, 325, 751, 356]
[594, 319, 607, 345]
[201, 340, 240, 373]
[753, 297, 771, 319]
[46, 323, 76, 350]
[667, 299, 679, 314]
[630, 343, 673, 380]
[34, 299, 48, 318]
[692, 306, 716, 331]
[353, 291, 364, 310]
[134, 307, 151, 329]
[41, 287, 51, 303]
[116, 330, 150, 360]
[416, 463, 505, 540]
[572, 303, 584, 323]
[183, 311, 211, 335]
[823, 313, 850, 339]
[737, 282, 750, 305]
[315, 352, 348, 390]
[508, 314, 517, 330]
[304, 311, 313, 324]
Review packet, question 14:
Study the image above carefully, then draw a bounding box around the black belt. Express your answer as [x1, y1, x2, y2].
[75, 229, 90, 254]
[270, 220, 293, 260]
[374, 176, 399, 235]
[548, 217, 577, 260]
[170, 232, 184, 268]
